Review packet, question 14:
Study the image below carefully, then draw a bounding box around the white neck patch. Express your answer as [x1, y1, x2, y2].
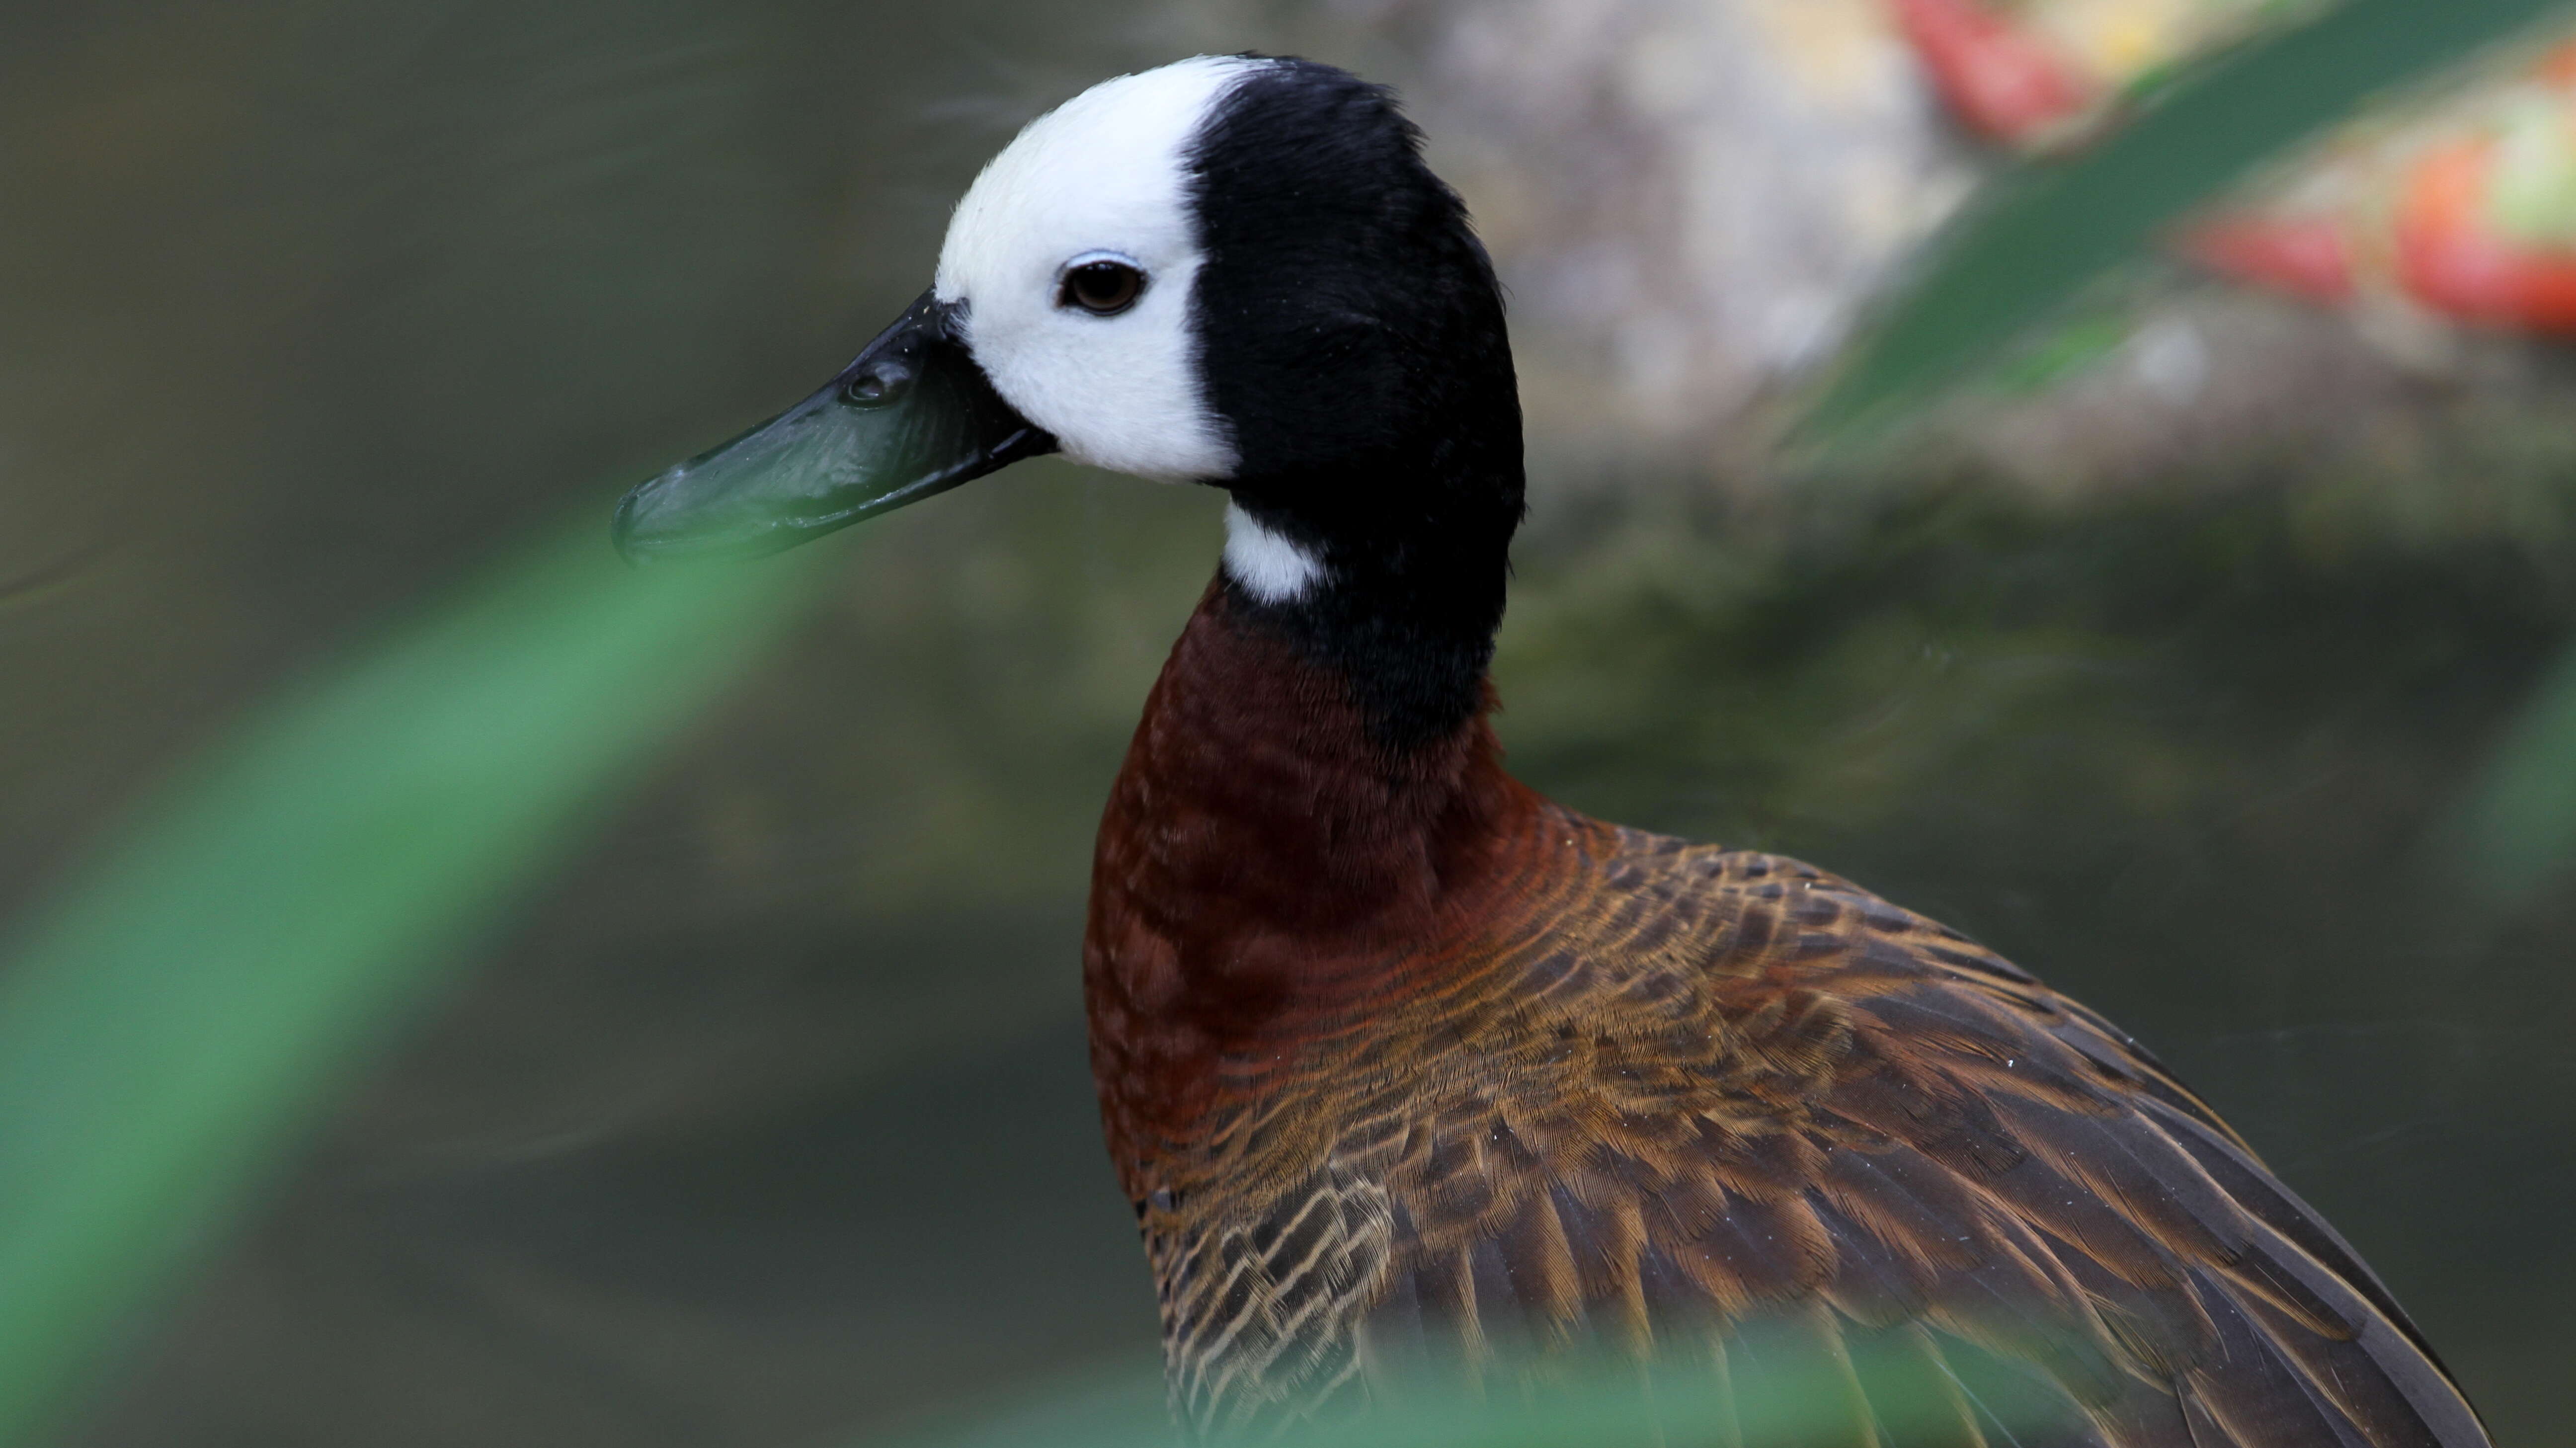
[935, 56, 1267, 483]
[1222, 503, 1326, 603]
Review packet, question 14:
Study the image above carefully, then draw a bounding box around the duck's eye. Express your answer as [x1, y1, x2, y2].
[1059, 259, 1146, 316]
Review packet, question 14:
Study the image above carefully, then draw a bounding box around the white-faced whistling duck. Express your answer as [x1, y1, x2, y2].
[613, 54, 2492, 1448]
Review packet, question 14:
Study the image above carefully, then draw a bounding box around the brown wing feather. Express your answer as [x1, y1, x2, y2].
[1156, 836, 2477, 1447]
[1139, 828, 2487, 1446]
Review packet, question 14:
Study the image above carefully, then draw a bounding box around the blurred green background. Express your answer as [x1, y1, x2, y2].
[2, 1, 2574, 1445]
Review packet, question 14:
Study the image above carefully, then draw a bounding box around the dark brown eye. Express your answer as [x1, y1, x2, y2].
[1059, 259, 1145, 316]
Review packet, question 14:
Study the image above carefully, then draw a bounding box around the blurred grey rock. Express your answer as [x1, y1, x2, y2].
[1379, 0, 1976, 450]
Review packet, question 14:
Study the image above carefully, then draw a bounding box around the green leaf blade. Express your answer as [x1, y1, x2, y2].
[0, 521, 825, 1442]
[1808, 0, 2576, 438]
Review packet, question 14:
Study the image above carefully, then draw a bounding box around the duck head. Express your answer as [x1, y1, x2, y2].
[615, 54, 1523, 741]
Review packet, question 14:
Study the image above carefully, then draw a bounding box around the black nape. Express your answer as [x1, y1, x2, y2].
[1186, 57, 1526, 753]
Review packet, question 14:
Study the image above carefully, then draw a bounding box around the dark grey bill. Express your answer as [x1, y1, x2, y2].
[612, 290, 1056, 562]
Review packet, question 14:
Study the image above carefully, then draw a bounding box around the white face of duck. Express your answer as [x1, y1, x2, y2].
[934, 57, 1254, 485]
[932, 56, 1324, 605]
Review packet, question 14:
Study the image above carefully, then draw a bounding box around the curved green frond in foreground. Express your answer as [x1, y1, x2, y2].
[871, 1331, 2043, 1448]
[2455, 643, 2576, 900]
[0, 520, 825, 1444]
[1806, 0, 2576, 439]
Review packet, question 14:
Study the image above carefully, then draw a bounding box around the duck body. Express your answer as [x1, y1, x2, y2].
[613, 52, 2492, 1448]
[1089, 579, 2486, 1448]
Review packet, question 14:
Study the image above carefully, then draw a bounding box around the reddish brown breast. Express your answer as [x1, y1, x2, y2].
[1083, 579, 1561, 1189]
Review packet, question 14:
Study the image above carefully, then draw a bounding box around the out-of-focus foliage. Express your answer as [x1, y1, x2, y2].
[1810, 0, 2575, 435]
[1898, 0, 2323, 150]
[1812, 0, 2576, 914]
[2455, 644, 2576, 895]
[0, 524, 822, 1442]
[885, 1330, 2045, 1448]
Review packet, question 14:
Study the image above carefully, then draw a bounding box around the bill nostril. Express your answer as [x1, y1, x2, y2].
[845, 361, 914, 406]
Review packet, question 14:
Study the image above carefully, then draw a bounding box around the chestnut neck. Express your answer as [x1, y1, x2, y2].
[1084, 580, 1545, 1143]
